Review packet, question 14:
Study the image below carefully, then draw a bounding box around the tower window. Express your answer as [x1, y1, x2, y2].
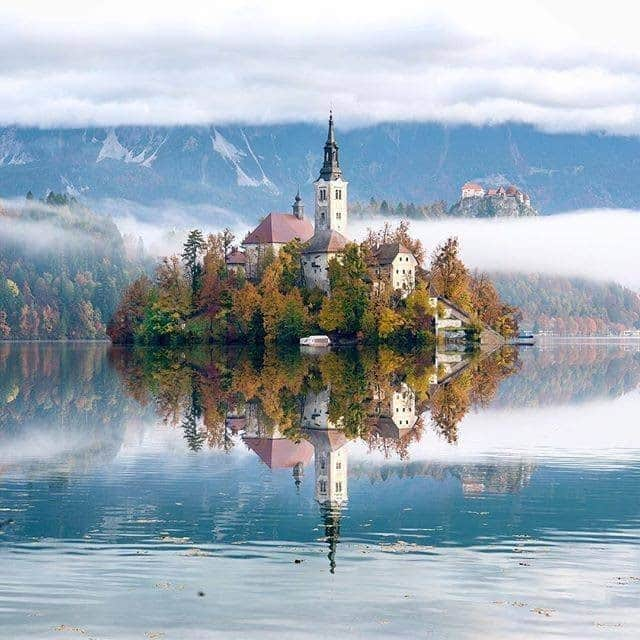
[335, 189, 342, 200]
[319, 480, 327, 493]
[336, 211, 341, 219]
[319, 188, 327, 201]
[336, 482, 342, 492]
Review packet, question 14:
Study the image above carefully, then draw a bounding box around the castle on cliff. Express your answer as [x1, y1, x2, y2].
[461, 181, 531, 207]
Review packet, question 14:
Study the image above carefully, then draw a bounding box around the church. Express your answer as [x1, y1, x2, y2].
[230, 112, 416, 296]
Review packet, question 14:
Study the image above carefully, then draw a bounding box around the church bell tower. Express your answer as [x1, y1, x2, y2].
[314, 111, 348, 236]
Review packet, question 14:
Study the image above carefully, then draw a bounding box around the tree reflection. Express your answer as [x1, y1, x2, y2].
[111, 344, 521, 570]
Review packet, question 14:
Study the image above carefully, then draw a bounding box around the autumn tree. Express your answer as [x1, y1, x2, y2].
[429, 237, 472, 311]
[106, 275, 152, 344]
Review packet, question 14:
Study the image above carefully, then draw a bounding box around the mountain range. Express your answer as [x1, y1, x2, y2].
[2, 123, 640, 223]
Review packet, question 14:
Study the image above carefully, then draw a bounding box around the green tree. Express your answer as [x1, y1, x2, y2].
[182, 229, 206, 298]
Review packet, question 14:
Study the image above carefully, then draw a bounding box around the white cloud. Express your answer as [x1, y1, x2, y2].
[2, 1, 640, 133]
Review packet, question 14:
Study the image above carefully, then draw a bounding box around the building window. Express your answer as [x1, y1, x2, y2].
[336, 482, 342, 492]
[320, 455, 326, 470]
[336, 211, 341, 219]
[319, 480, 327, 493]
[336, 461, 342, 470]
[335, 189, 342, 200]
[319, 188, 327, 201]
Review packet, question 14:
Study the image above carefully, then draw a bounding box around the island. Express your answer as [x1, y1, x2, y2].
[107, 114, 518, 348]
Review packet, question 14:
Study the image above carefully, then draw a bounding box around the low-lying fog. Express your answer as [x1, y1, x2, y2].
[113, 207, 640, 291]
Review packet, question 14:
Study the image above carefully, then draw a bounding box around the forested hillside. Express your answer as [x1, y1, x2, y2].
[351, 195, 538, 220]
[492, 273, 640, 334]
[0, 195, 146, 339]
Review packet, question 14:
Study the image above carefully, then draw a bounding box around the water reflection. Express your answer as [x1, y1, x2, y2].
[2, 342, 640, 638]
[109, 345, 520, 570]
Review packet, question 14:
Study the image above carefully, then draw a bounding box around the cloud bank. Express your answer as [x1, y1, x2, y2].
[3, 1, 640, 133]
[352, 209, 640, 290]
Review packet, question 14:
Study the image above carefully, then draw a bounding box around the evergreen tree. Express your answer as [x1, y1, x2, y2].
[182, 229, 206, 298]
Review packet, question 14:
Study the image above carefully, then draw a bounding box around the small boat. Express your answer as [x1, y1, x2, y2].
[512, 332, 536, 345]
[300, 335, 331, 347]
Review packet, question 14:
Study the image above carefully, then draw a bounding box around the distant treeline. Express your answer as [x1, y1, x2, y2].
[492, 273, 640, 334]
[0, 193, 148, 339]
[351, 199, 450, 219]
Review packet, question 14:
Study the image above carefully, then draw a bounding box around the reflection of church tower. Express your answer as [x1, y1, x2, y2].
[302, 387, 349, 572]
[320, 504, 342, 574]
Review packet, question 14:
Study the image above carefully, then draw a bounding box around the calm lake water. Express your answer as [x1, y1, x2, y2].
[1, 341, 639, 639]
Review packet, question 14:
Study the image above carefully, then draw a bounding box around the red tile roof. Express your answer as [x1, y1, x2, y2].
[243, 437, 314, 469]
[462, 182, 483, 190]
[226, 249, 246, 265]
[243, 212, 314, 246]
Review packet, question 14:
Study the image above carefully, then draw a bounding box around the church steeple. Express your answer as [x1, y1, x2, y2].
[319, 111, 342, 181]
[313, 111, 348, 237]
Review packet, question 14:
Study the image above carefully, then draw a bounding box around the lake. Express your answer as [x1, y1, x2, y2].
[1, 341, 639, 639]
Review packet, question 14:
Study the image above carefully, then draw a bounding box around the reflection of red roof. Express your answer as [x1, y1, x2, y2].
[226, 249, 246, 265]
[506, 185, 519, 195]
[487, 188, 498, 196]
[225, 416, 246, 432]
[243, 213, 314, 246]
[243, 437, 314, 469]
[370, 416, 417, 439]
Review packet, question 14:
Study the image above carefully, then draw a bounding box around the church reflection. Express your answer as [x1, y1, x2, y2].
[227, 373, 424, 572]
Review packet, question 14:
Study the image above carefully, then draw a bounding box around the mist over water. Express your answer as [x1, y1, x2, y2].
[353, 209, 640, 290]
[108, 205, 640, 292]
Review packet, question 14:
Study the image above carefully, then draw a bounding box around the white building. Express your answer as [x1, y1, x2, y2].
[461, 182, 485, 199]
[301, 112, 351, 293]
[369, 242, 418, 298]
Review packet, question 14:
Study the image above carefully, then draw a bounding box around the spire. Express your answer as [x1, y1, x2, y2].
[319, 110, 342, 181]
[327, 110, 335, 144]
[292, 187, 304, 219]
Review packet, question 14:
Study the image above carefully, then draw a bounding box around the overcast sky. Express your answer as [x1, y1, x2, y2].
[2, 1, 640, 133]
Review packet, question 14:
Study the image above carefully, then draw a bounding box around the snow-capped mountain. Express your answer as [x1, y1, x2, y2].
[1, 122, 640, 223]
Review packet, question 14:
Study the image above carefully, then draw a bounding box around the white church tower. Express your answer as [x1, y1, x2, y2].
[315, 111, 348, 236]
